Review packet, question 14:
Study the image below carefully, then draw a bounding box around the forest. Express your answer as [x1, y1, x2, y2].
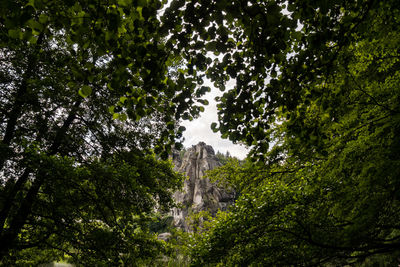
[1, 0, 399, 266]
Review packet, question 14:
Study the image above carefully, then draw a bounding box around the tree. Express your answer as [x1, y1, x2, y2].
[159, 0, 400, 265]
[0, 0, 209, 264]
[3, 0, 399, 265]
[215, 150, 233, 165]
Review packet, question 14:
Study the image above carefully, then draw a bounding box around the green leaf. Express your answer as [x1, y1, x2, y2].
[117, 0, 132, 7]
[27, 19, 44, 32]
[8, 29, 21, 39]
[205, 42, 217, 51]
[23, 30, 33, 41]
[120, 96, 128, 103]
[67, 82, 75, 88]
[79, 85, 92, 98]
[38, 14, 48, 24]
[28, 35, 38, 44]
[119, 113, 127, 121]
[211, 122, 218, 132]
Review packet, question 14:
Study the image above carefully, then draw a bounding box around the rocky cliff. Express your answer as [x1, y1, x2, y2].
[171, 142, 235, 231]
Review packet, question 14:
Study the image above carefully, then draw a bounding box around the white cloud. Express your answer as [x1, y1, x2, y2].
[182, 79, 249, 159]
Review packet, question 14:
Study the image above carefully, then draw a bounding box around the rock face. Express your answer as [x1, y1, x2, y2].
[171, 142, 235, 231]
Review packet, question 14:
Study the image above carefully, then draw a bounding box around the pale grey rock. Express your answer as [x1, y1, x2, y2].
[172, 142, 235, 231]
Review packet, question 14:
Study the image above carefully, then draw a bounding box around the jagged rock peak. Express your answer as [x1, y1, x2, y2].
[177, 142, 219, 171]
[171, 142, 235, 231]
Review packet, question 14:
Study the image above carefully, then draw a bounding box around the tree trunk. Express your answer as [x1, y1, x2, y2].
[0, 100, 81, 259]
[0, 32, 45, 171]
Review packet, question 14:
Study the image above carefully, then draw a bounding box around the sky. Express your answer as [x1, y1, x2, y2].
[181, 79, 249, 159]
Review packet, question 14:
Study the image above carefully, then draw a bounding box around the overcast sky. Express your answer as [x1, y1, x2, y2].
[181, 79, 249, 159]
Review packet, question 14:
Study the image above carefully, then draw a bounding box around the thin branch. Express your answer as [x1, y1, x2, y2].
[349, 73, 399, 114]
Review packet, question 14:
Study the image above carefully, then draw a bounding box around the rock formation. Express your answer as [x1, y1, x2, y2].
[171, 142, 235, 231]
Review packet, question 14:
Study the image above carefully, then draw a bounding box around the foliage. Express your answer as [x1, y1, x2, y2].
[162, 228, 192, 267]
[207, 157, 254, 194]
[174, 0, 400, 266]
[0, 0, 208, 264]
[2, 0, 400, 265]
[149, 214, 174, 234]
[214, 150, 233, 166]
[185, 210, 213, 234]
[1, 151, 184, 265]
